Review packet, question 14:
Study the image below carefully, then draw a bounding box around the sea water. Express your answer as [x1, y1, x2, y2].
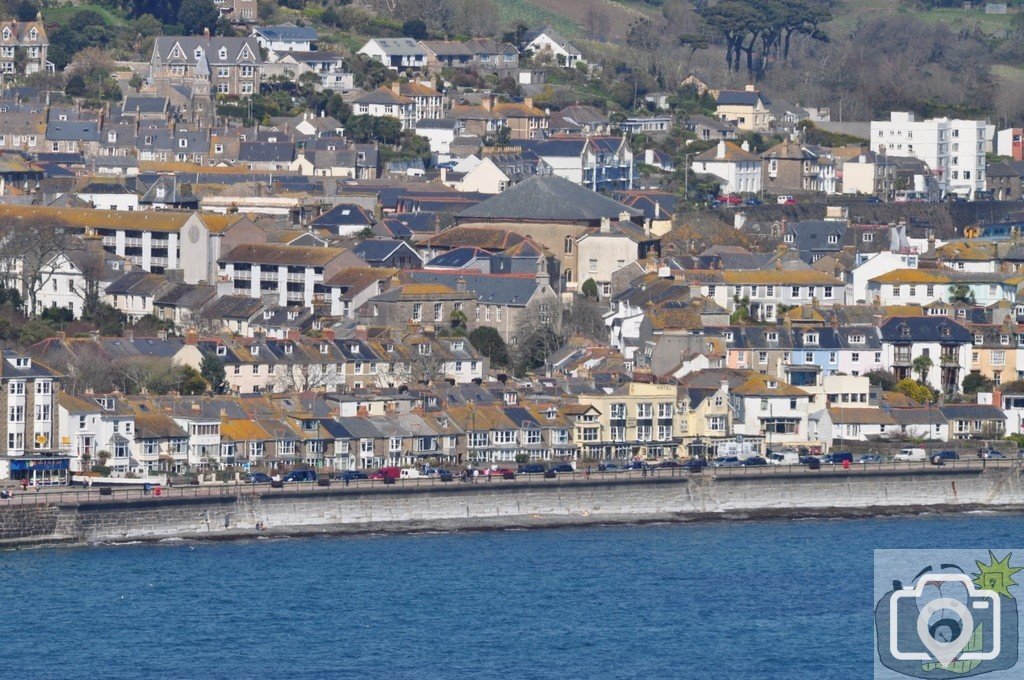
[3, 514, 1023, 679]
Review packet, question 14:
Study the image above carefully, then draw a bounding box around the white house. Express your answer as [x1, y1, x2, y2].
[851, 250, 919, 303]
[691, 140, 762, 195]
[414, 118, 459, 156]
[357, 38, 426, 71]
[867, 270, 1024, 307]
[870, 112, 991, 198]
[729, 373, 813, 449]
[252, 24, 317, 54]
[524, 26, 582, 68]
[75, 183, 139, 211]
[33, 246, 125, 318]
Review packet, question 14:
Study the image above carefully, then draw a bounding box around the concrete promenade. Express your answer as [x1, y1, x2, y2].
[0, 459, 1020, 548]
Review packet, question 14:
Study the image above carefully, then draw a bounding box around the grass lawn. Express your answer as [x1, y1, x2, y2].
[491, 0, 579, 38]
[42, 5, 129, 27]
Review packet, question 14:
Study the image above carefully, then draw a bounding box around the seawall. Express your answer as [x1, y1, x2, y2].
[2, 465, 1023, 548]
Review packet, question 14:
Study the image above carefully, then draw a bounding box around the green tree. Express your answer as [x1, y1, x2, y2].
[468, 326, 509, 366]
[495, 126, 512, 146]
[180, 366, 208, 395]
[865, 369, 898, 392]
[963, 372, 995, 395]
[129, 73, 144, 92]
[178, 0, 219, 36]
[321, 6, 341, 27]
[15, 1, 38, 21]
[450, 309, 467, 331]
[894, 378, 935, 405]
[64, 74, 87, 98]
[17, 318, 54, 346]
[401, 19, 427, 40]
[912, 355, 934, 384]
[949, 283, 975, 304]
[200, 353, 226, 393]
[581, 278, 599, 299]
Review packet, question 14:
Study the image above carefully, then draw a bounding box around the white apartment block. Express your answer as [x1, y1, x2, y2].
[870, 112, 990, 198]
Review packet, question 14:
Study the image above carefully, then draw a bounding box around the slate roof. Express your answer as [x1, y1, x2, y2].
[254, 24, 318, 41]
[409, 271, 541, 306]
[880, 317, 972, 343]
[362, 37, 424, 56]
[716, 89, 770, 107]
[122, 97, 168, 115]
[105, 271, 167, 296]
[351, 239, 414, 263]
[456, 175, 641, 222]
[47, 121, 100, 142]
[239, 142, 295, 163]
[311, 203, 375, 228]
[426, 246, 491, 268]
[939, 405, 1006, 421]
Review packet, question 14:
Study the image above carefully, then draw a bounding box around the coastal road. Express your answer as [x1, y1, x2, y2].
[0, 458, 1018, 507]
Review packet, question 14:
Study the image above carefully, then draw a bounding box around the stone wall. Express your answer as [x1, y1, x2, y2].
[2, 467, 1022, 548]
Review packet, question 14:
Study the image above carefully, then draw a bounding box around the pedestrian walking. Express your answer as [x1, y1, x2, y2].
[641, 465, 647, 478]
[21, 478, 28, 491]
[585, 466, 591, 480]
[484, 468, 491, 482]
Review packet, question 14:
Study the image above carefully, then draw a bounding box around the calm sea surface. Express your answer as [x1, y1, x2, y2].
[3, 514, 1023, 679]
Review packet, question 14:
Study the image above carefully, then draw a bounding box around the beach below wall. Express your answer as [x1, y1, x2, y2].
[1, 463, 1023, 548]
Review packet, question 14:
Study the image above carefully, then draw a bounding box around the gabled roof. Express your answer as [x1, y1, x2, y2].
[311, 203, 375, 228]
[408, 271, 542, 306]
[880, 316, 972, 343]
[716, 89, 770, 107]
[220, 244, 349, 267]
[352, 239, 418, 263]
[456, 175, 641, 222]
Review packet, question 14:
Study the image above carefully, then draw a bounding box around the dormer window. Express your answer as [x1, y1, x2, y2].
[1001, 334, 1010, 345]
[287, 311, 298, 320]
[784, 234, 794, 243]
[320, 343, 329, 354]
[2, 28, 11, 41]
[546, 408, 557, 420]
[283, 344, 293, 354]
[385, 343, 394, 352]
[418, 344, 431, 356]
[29, 28, 36, 40]
[219, 47, 227, 59]
[974, 334, 984, 345]
[216, 345, 227, 356]
[804, 332, 819, 346]
[107, 132, 117, 143]
[251, 345, 259, 355]
[766, 332, 778, 342]
[724, 331, 734, 342]
[350, 343, 359, 353]
[194, 48, 204, 60]
[12, 357, 29, 368]
[178, 138, 187, 148]
[849, 334, 865, 344]
[452, 341, 464, 351]
[766, 380, 778, 390]
[940, 325, 951, 337]
[263, 310, 273, 319]
[899, 325, 910, 338]
[100, 397, 114, 411]
[827, 234, 839, 244]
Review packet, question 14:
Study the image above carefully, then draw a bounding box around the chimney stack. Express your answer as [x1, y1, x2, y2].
[322, 328, 335, 341]
[286, 329, 301, 342]
[185, 329, 198, 345]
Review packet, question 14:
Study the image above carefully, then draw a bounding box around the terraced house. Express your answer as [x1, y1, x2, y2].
[0, 351, 61, 483]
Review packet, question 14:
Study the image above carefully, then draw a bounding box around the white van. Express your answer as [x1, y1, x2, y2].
[399, 468, 423, 479]
[766, 450, 800, 465]
[894, 448, 927, 462]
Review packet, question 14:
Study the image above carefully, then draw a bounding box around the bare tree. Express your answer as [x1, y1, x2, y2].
[0, 217, 71, 316]
[274, 363, 342, 392]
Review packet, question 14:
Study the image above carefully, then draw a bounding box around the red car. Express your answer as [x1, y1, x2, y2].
[716, 194, 743, 205]
[369, 466, 401, 480]
[489, 467, 517, 477]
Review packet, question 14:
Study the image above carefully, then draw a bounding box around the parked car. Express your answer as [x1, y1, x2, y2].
[742, 456, 768, 467]
[683, 459, 708, 472]
[655, 461, 684, 468]
[864, 196, 882, 204]
[894, 448, 927, 462]
[283, 469, 317, 483]
[370, 466, 402, 480]
[518, 464, 547, 474]
[777, 195, 796, 205]
[598, 462, 621, 472]
[717, 194, 743, 205]
[623, 461, 649, 471]
[246, 472, 273, 484]
[823, 451, 854, 465]
[804, 457, 821, 470]
[744, 197, 763, 206]
[400, 468, 423, 479]
[334, 470, 368, 482]
[549, 464, 575, 473]
[766, 450, 800, 465]
[712, 457, 743, 468]
[857, 454, 883, 464]
[980, 450, 1006, 460]
[930, 450, 959, 465]
[490, 467, 517, 477]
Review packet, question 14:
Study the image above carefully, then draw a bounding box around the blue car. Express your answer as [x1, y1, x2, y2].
[283, 469, 317, 482]
[246, 472, 272, 484]
[744, 197, 763, 206]
[334, 470, 368, 481]
[742, 456, 768, 467]
[683, 459, 708, 472]
[857, 454, 883, 464]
